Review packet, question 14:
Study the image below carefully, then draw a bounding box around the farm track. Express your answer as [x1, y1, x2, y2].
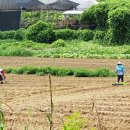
[0, 56, 130, 130]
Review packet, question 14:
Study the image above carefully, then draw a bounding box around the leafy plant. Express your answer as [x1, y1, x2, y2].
[108, 7, 130, 44]
[5, 66, 115, 77]
[62, 112, 87, 130]
[26, 20, 50, 42]
[0, 101, 5, 130]
[51, 39, 67, 47]
[14, 28, 26, 41]
[36, 28, 56, 43]
[55, 29, 76, 40]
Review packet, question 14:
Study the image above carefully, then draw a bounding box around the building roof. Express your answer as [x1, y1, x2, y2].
[16, 0, 47, 10]
[71, 0, 98, 11]
[40, 0, 98, 11]
[0, 0, 19, 10]
[63, 10, 83, 15]
[47, 0, 79, 11]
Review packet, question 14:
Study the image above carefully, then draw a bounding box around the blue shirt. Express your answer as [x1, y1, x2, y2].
[115, 64, 125, 75]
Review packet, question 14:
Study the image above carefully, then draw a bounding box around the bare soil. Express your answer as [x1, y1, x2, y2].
[0, 56, 130, 130]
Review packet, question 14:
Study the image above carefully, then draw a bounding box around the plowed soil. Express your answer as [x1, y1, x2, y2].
[0, 56, 130, 130]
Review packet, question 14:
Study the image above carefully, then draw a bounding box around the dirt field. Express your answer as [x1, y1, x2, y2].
[0, 56, 130, 130]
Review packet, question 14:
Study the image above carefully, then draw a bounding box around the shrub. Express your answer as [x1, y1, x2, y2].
[14, 28, 26, 41]
[3, 31, 16, 39]
[108, 7, 130, 44]
[22, 66, 38, 74]
[77, 29, 94, 41]
[62, 112, 87, 130]
[5, 66, 115, 77]
[74, 69, 93, 77]
[0, 31, 15, 40]
[0, 32, 5, 40]
[80, 6, 96, 25]
[94, 68, 115, 77]
[36, 28, 56, 43]
[109, 0, 130, 10]
[51, 39, 67, 47]
[26, 20, 50, 42]
[80, 2, 109, 29]
[94, 30, 106, 41]
[5, 47, 33, 56]
[55, 29, 76, 40]
[0, 107, 5, 130]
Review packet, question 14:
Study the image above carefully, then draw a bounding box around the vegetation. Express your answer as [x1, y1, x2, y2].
[80, 0, 130, 44]
[5, 66, 115, 77]
[26, 21, 56, 43]
[0, 39, 130, 58]
[62, 112, 97, 130]
[0, 1, 130, 57]
[20, 11, 63, 28]
[62, 112, 87, 130]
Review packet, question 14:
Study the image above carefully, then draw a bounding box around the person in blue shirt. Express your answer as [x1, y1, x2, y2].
[115, 61, 126, 83]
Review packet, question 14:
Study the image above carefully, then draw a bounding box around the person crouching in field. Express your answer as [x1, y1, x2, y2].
[115, 61, 126, 84]
[0, 68, 6, 84]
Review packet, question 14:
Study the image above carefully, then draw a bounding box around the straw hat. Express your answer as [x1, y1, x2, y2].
[117, 61, 122, 65]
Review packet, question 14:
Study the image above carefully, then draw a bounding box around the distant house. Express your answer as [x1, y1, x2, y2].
[16, 0, 47, 11]
[0, 0, 20, 31]
[0, 0, 46, 31]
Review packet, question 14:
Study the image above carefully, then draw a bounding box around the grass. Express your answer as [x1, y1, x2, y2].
[5, 66, 115, 77]
[0, 39, 130, 58]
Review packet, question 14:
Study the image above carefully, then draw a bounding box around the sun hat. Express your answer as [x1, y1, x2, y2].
[117, 61, 122, 65]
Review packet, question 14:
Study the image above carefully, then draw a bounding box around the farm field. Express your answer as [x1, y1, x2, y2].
[0, 56, 130, 130]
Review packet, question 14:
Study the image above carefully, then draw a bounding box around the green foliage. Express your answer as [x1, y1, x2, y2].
[0, 102, 5, 130]
[55, 29, 76, 40]
[0, 31, 15, 40]
[108, 7, 130, 44]
[4, 47, 32, 56]
[94, 30, 106, 41]
[0, 39, 130, 58]
[21, 11, 63, 28]
[62, 112, 87, 130]
[77, 29, 94, 41]
[80, 2, 109, 29]
[51, 39, 67, 47]
[74, 68, 114, 77]
[5, 66, 115, 77]
[14, 28, 26, 41]
[26, 21, 50, 42]
[108, 0, 130, 10]
[80, 7, 96, 25]
[37, 28, 56, 43]
[80, 0, 130, 44]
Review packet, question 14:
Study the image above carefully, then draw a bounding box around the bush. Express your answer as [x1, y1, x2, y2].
[109, 0, 130, 11]
[62, 112, 87, 130]
[74, 69, 93, 77]
[26, 20, 50, 42]
[0, 32, 5, 40]
[5, 47, 33, 56]
[14, 28, 26, 41]
[77, 29, 94, 41]
[94, 30, 106, 41]
[5, 66, 115, 77]
[80, 2, 109, 29]
[51, 39, 67, 47]
[108, 7, 130, 44]
[55, 29, 76, 40]
[94, 68, 115, 77]
[0, 31, 15, 40]
[36, 28, 56, 43]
